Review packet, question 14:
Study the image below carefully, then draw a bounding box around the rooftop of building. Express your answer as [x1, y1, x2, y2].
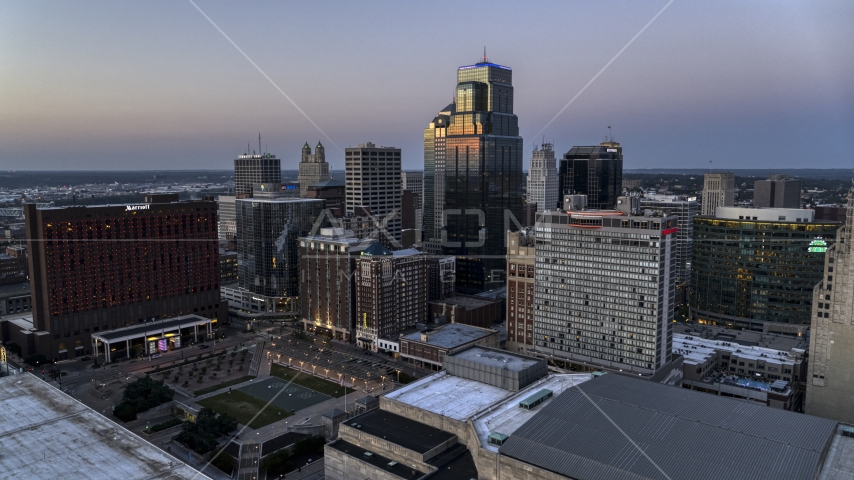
[0, 280, 30, 298]
[475, 286, 506, 300]
[499, 373, 839, 480]
[385, 371, 515, 422]
[234, 197, 322, 204]
[430, 294, 498, 310]
[674, 322, 807, 351]
[1, 312, 34, 331]
[0, 375, 208, 479]
[674, 333, 802, 366]
[342, 409, 455, 454]
[92, 314, 211, 342]
[327, 440, 422, 479]
[393, 248, 424, 258]
[449, 346, 539, 373]
[400, 323, 496, 349]
[713, 206, 820, 223]
[819, 425, 854, 480]
[308, 178, 344, 188]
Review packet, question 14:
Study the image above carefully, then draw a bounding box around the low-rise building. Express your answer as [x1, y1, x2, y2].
[0, 281, 31, 316]
[428, 294, 502, 329]
[398, 323, 499, 370]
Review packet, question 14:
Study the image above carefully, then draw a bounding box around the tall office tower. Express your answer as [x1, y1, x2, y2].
[691, 207, 840, 333]
[533, 209, 678, 375]
[298, 142, 331, 197]
[304, 179, 346, 216]
[807, 177, 854, 423]
[402, 171, 424, 232]
[558, 141, 623, 210]
[299, 228, 370, 342]
[217, 195, 237, 244]
[423, 104, 454, 242]
[345, 143, 402, 246]
[639, 195, 699, 285]
[354, 243, 427, 351]
[236, 198, 324, 315]
[427, 255, 456, 301]
[440, 55, 524, 294]
[21, 197, 226, 360]
[701, 172, 734, 216]
[754, 174, 802, 209]
[506, 229, 535, 353]
[234, 152, 280, 198]
[526, 143, 559, 211]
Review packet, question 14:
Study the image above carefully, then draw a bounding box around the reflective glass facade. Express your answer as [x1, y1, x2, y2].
[436, 61, 524, 294]
[558, 143, 622, 210]
[690, 217, 841, 329]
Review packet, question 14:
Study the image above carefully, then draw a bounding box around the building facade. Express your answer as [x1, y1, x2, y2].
[423, 103, 454, 243]
[807, 178, 854, 424]
[219, 248, 237, 283]
[754, 174, 802, 209]
[533, 209, 678, 375]
[690, 207, 841, 333]
[299, 228, 369, 342]
[440, 56, 524, 294]
[234, 153, 280, 198]
[217, 195, 236, 244]
[506, 229, 535, 353]
[701, 172, 734, 216]
[298, 142, 331, 198]
[236, 198, 324, 316]
[640, 194, 699, 285]
[304, 179, 345, 216]
[0, 246, 27, 280]
[354, 244, 427, 351]
[22, 199, 226, 361]
[345, 143, 402, 246]
[402, 171, 423, 233]
[427, 255, 456, 301]
[558, 141, 623, 211]
[526, 142, 559, 211]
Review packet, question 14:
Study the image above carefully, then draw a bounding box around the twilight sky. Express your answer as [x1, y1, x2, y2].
[1, 1, 852, 171]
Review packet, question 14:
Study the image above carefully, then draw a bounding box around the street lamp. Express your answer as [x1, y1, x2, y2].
[396, 369, 400, 383]
[381, 375, 385, 392]
[325, 368, 329, 379]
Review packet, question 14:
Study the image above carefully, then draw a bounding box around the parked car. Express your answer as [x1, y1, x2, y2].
[78, 356, 92, 362]
[150, 354, 162, 359]
[197, 344, 210, 349]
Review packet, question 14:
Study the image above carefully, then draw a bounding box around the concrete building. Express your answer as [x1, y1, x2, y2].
[0, 281, 31, 316]
[0, 375, 209, 479]
[640, 194, 699, 285]
[401, 171, 423, 233]
[754, 174, 802, 209]
[236, 198, 325, 318]
[298, 141, 331, 197]
[533, 207, 678, 375]
[814, 205, 847, 222]
[304, 179, 345, 216]
[807, 179, 854, 424]
[398, 323, 499, 370]
[522, 201, 537, 227]
[19, 198, 225, 361]
[354, 244, 427, 351]
[0, 245, 27, 280]
[701, 172, 735, 216]
[558, 141, 623, 210]
[526, 142, 559, 211]
[427, 255, 455, 301]
[345, 142, 402, 247]
[219, 248, 238, 283]
[691, 207, 840, 333]
[217, 195, 236, 244]
[428, 294, 503, 329]
[234, 152, 280, 198]
[506, 229, 535, 353]
[252, 182, 299, 199]
[299, 228, 370, 342]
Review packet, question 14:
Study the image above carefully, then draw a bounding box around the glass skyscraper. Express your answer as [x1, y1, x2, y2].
[424, 56, 524, 294]
[558, 142, 623, 210]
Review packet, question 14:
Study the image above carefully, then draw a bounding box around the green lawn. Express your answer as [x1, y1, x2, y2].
[198, 391, 292, 429]
[270, 364, 354, 397]
[194, 375, 256, 396]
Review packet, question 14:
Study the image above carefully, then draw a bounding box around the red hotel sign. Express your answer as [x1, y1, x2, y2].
[662, 227, 679, 235]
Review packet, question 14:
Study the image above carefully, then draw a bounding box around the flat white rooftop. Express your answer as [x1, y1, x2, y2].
[0, 374, 208, 479]
[674, 333, 799, 366]
[473, 374, 591, 452]
[385, 371, 514, 421]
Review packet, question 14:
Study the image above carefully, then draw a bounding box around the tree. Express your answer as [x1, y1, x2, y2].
[122, 375, 174, 412]
[24, 354, 50, 367]
[260, 450, 292, 477]
[175, 408, 237, 454]
[113, 402, 137, 422]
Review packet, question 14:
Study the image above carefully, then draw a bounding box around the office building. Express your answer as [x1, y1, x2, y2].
[0, 281, 31, 316]
[402, 171, 423, 232]
[558, 141, 623, 210]
[299, 228, 370, 342]
[640, 194, 699, 285]
[236, 198, 324, 316]
[345, 142, 402, 246]
[526, 142, 559, 211]
[298, 141, 331, 197]
[807, 180, 854, 424]
[398, 324, 499, 369]
[754, 174, 802, 209]
[354, 243, 427, 351]
[19, 198, 226, 361]
[234, 152, 280, 198]
[522, 201, 537, 227]
[219, 248, 237, 283]
[438, 55, 524, 294]
[304, 179, 345, 216]
[402, 190, 417, 230]
[423, 103, 454, 242]
[533, 208, 678, 375]
[691, 207, 840, 333]
[814, 205, 847, 222]
[506, 229, 535, 353]
[427, 255, 456, 301]
[701, 172, 734, 216]
[252, 182, 299, 198]
[217, 195, 236, 244]
[428, 294, 502, 329]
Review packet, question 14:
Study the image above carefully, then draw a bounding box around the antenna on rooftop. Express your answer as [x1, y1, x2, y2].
[482, 46, 488, 63]
[258, 133, 262, 156]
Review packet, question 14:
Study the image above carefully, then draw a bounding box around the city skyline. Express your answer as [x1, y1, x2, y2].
[1, 1, 852, 171]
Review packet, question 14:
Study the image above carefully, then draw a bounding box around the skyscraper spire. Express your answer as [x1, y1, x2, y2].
[482, 46, 488, 63]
